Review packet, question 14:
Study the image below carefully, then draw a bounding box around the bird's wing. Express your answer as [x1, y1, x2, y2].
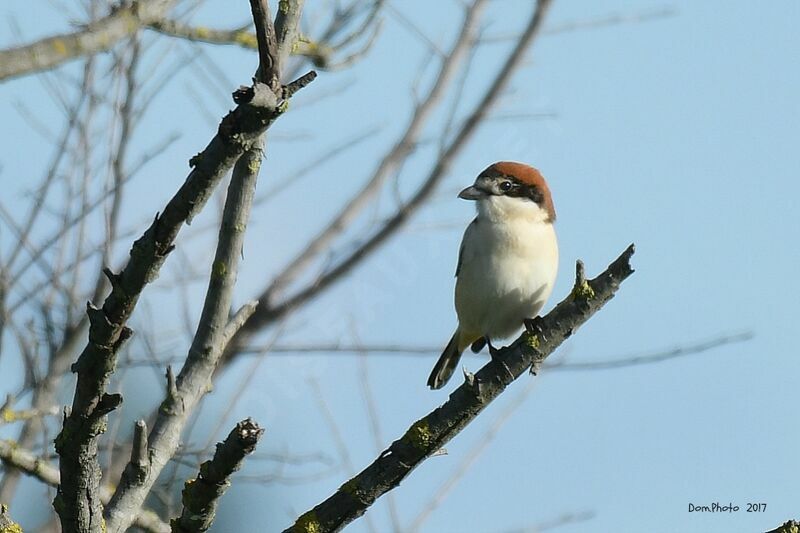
[456, 217, 478, 277]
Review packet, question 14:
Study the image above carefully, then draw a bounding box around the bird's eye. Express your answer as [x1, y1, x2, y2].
[499, 181, 512, 192]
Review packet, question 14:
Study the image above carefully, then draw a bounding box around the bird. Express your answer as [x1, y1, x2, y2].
[427, 161, 559, 390]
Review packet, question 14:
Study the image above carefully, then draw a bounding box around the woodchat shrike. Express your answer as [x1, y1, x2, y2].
[428, 162, 559, 389]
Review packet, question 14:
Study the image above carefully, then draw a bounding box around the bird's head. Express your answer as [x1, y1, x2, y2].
[459, 161, 556, 223]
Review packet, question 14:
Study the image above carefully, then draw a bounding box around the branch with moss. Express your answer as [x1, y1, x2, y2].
[0, 0, 380, 81]
[171, 419, 264, 532]
[147, 0, 383, 71]
[146, 20, 325, 67]
[0, 0, 176, 82]
[283, 245, 635, 532]
[0, 395, 58, 425]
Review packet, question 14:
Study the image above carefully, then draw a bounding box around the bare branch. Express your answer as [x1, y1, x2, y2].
[545, 331, 753, 371]
[221, 301, 260, 349]
[0, 440, 169, 533]
[104, 0, 307, 517]
[499, 511, 596, 532]
[170, 419, 264, 532]
[274, 0, 307, 78]
[249, 0, 280, 87]
[233, 331, 752, 364]
[283, 244, 635, 532]
[54, 17, 314, 533]
[0, 0, 176, 81]
[480, 5, 677, 44]
[146, 19, 261, 50]
[103, 141, 264, 531]
[0, 439, 61, 486]
[0, 395, 59, 425]
[148, 0, 383, 71]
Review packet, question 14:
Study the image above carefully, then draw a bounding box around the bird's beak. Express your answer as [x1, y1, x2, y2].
[458, 185, 484, 201]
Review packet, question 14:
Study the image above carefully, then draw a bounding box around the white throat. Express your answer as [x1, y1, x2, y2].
[477, 195, 551, 226]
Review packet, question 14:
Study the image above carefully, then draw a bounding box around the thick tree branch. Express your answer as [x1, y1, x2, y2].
[273, 0, 306, 77]
[103, 7, 305, 527]
[103, 140, 263, 532]
[53, 10, 313, 532]
[283, 244, 635, 532]
[0, 0, 175, 82]
[249, 0, 280, 87]
[170, 419, 264, 532]
[0, 440, 169, 533]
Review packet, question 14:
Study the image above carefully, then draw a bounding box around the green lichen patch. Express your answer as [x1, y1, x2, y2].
[402, 419, 434, 450]
[525, 334, 540, 350]
[294, 510, 321, 533]
[571, 279, 595, 301]
[51, 39, 68, 56]
[0, 504, 23, 533]
[233, 31, 257, 48]
[279, 0, 294, 15]
[0, 522, 23, 533]
[212, 260, 227, 279]
[339, 478, 369, 503]
[247, 156, 261, 175]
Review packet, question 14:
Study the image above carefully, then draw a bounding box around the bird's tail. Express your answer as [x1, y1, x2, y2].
[428, 331, 463, 390]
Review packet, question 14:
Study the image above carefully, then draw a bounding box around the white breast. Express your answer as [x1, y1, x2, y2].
[454, 196, 558, 343]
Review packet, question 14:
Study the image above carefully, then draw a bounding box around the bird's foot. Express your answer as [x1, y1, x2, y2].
[488, 340, 502, 360]
[524, 316, 546, 341]
[524, 317, 547, 375]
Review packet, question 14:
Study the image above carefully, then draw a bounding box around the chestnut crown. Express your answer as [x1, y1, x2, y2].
[478, 161, 556, 222]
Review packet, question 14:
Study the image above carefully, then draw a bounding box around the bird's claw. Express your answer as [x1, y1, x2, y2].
[524, 316, 546, 341]
[488, 340, 501, 360]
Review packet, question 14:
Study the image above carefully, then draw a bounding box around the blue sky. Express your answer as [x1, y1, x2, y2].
[1, 0, 799, 532]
